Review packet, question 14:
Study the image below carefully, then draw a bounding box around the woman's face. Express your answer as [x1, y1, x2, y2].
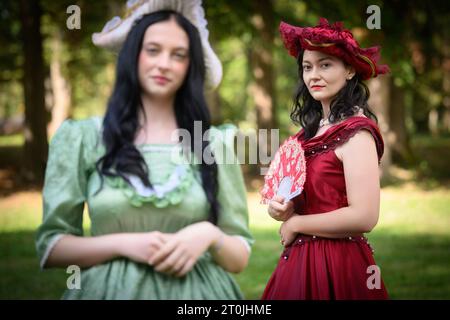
[302, 50, 355, 106]
[138, 17, 190, 99]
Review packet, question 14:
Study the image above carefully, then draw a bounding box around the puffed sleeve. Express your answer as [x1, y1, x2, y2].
[35, 119, 94, 269]
[209, 125, 254, 252]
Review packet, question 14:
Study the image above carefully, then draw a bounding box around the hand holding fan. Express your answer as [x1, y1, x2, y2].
[260, 136, 306, 204]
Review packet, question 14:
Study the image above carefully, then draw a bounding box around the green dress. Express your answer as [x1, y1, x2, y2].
[35, 117, 253, 300]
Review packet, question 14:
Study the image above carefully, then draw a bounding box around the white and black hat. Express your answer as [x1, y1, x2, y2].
[92, 0, 223, 90]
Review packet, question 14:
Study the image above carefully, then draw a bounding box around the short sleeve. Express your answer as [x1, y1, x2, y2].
[35, 119, 96, 269]
[209, 125, 254, 251]
[336, 117, 385, 162]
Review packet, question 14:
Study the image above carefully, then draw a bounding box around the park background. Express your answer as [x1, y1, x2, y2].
[0, 0, 449, 299]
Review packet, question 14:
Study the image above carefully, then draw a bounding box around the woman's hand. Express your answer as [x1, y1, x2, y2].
[149, 222, 220, 277]
[268, 195, 295, 221]
[279, 216, 300, 247]
[118, 231, 172, 265]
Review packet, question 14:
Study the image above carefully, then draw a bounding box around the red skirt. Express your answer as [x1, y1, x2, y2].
[261, 235, 389, 300]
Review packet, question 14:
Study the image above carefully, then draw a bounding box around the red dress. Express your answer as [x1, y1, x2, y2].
[262, 116, 389, 300]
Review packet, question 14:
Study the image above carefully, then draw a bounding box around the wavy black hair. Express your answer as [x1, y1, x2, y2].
[290, 50, 378, 139]
[95, 11, 220, 224]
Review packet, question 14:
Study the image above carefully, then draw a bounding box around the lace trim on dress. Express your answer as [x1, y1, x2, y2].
[126, 165, 188, 199]
[105, 145, 194, 208]
[303, 123, 383, 163]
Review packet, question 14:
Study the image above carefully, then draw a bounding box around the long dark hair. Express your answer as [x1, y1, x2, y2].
[290, 50, 378, 139]
[96, 11, 220, 224]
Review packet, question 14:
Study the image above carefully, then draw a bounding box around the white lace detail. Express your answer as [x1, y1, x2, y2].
[139, 144, 180, 153]
[127, 165, 187, 198]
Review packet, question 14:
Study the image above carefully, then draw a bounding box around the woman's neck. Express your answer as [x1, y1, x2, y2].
[321, 100, 331, 119]
[140, 94, 176, 123]
[136, 94, 179, 144]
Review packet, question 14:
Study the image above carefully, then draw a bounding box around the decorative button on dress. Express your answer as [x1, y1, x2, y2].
[262, 116, 389, 300]
[36, 117, 253, 300]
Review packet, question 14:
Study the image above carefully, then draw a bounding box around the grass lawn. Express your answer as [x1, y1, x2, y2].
[0, 184, 449, 299]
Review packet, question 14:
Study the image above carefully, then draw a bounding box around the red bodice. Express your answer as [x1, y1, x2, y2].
[294, 116, 384, 215]
[262, 116, 388, 300]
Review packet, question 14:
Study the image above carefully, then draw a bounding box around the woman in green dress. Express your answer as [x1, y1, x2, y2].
[35, 0, 253, 299]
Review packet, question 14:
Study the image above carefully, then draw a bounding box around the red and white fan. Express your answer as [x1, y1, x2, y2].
[260, 135, 306, 204]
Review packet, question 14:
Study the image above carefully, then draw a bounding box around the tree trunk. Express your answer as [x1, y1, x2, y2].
[249, 0, 276, 176]
[443, 59, 450, 133]
[367, 76, 392, 181]
[388, 78, 414, 165]
[443, 108, 450, 133]
[249, 0, 276, 131]
[48, 31, 72, 137]
[19, 0, 48, 184]
[428, 109, 439, 137]
[205, 90, 222, 126]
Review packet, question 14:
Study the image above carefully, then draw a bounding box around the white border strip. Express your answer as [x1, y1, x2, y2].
[39, 234, 65, 270]
[233, 235, 252, 253]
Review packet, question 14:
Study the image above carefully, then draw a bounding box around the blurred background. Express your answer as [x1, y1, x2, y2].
[0, 0, 449, 299]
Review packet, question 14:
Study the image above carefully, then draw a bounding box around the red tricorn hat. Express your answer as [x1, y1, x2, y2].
[279, 18, 390, 80]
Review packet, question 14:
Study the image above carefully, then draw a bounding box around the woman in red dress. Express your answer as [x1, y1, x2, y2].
[262, 18, 390, 300]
